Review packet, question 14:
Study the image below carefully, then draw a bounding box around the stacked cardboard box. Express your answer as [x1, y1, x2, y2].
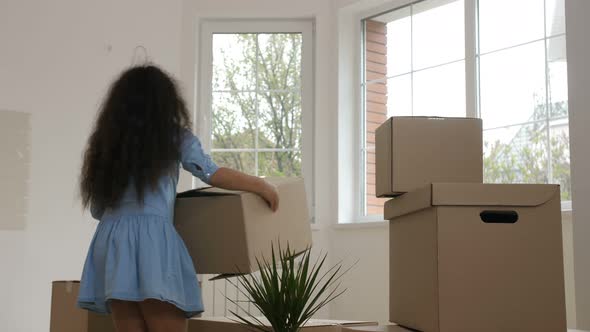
[50, 281, 114, 332]
[376, 116, 567, 332]
[50, 280, 206, 332]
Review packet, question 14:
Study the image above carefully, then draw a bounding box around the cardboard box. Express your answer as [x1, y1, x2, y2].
[386, 183, 566, 332]
[375, 117, 483, 197]
[341, 325, 412, 332]
[188, 316, 377, 332]
[175, 177, 312, 276]
[50, 281, 114, 332]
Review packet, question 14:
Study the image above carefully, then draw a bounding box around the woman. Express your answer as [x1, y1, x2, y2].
[78, 64, 279, 332]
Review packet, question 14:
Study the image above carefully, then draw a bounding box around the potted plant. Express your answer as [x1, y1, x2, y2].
[226, 245, 351, 332]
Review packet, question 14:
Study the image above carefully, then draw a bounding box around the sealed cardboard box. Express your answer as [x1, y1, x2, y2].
[188, 316, 377, 332]
[342, 325, 412, 332]
[375, 117, 483, 197]
[175, 177, 312, 276]
[386, 183, 566, 332]
[50, 281, 114, 332]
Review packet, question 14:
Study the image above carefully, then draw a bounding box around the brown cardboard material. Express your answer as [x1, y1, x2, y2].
[174, 177, 312, 276]
[50, 281, 114, 332]
[386, 183, 567, 332]
[188, 316, 378, 332]
[341, 325, 412, 332]
[375, 117, 483, 197]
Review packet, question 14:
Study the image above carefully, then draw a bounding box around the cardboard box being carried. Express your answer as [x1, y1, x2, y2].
[386, 183, 566, 332]
[375, 117, 483, 197]
[188, 316, 377, 332]
[50, 281, 114, 332]
[175, 177, 312, 276]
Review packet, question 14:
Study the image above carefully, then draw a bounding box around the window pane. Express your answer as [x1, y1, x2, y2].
[548, 35, 568, 119]
[478, 0, 545, 53]
[546, 0, 566, 37]
[479, 41, 546, 129]
[413, 61, 466, 117]
[257, 33, 302, 91]
[212, 34, 256, 91]
[550, 119, 571, 200]
[258, 151, 302, 177]
[212, 92, 256, 149]
[212, 151, 255, 175]
[483, 121, 549, 184]
[386, 74, 412, 117]
[258, 92, 302, 149]
[547, 35, 570, 201]
[383, 6, 412, 76]
[365, 19, 389, 82]
[413, 0, 464, 69]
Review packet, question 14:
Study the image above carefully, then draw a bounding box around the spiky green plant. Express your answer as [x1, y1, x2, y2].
[226, 245, 351, 332]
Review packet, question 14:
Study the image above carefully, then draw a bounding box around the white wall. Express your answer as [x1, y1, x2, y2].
[565, 0, 590, 329]
[0, 0, 183, 331]
[329, 224, 389, 323]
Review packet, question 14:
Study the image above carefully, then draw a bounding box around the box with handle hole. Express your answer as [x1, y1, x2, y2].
[385, 183, 566, 332]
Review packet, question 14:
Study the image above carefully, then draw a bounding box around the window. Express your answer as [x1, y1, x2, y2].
[478, 0, 570, 205]
[361, 0, 569, 218]
[198, 21, 314, 214]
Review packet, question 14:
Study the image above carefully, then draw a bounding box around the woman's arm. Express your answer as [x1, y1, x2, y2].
[209, 167, 279, 211]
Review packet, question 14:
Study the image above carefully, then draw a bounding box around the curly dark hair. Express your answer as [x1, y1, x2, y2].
[80, 65, 191, 210]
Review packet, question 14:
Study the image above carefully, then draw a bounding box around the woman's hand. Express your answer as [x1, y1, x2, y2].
[258, 181, 279, 212]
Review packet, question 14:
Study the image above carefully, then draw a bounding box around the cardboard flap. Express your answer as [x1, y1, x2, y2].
[208, 273, 246, 281]
[385, 183, 560, 220]
[176, 177, 303, 199]
[176, 187, 240, 198]
[391, 116, 477, 120]
[384, 185, 433, 220]
[302, 319, 376, 327]
[431, 183, 560, 207]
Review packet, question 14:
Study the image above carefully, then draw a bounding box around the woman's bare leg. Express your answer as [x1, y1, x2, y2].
[138, 299, 188, 332]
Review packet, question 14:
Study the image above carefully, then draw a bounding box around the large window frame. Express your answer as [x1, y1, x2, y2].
[198, 20, 315, 217]
[357, 0, 570, 221]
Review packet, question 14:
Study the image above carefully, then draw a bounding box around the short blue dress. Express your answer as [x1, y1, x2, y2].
[77, 129, 219, 317]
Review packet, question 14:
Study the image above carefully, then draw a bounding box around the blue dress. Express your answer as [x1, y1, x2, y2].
[77, 129, 219, 317]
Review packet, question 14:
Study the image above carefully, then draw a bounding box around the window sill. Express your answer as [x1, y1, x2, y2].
[332, 220, 388, 230]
